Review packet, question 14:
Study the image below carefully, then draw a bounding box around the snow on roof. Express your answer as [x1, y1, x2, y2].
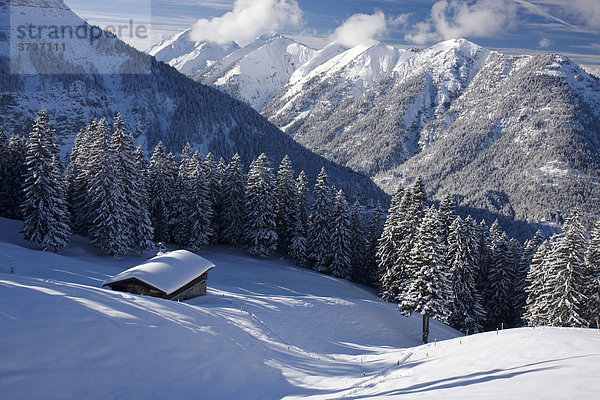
[103, 250, 214, 295]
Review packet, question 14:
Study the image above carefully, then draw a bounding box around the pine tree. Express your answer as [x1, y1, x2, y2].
[308, 167, 333, 273]
[148, 142, 176, 243]
[524, 240, 551, 326]
[86, 118, 129, 255]
[0, 134, 27, 219]
[484, 222, 515, 329]
[290, 170, 309, 267]
[330, 190, 352, 280]
[295, 171, 309, 231]
[203, 153, 221, 243]
[188, 151, 213, 250]
[438, 195, 456, 245]
[349, 201, 368, 283]
[543, 209, 588, 327]
[366, 201, 386, 286]
[171, 143, 195, 247]
[377, 186, 407, 300]
[244, 154, 278, 257]
[517, 231, 545, 323]
[290, 219, 309, 267]
[20, 109, 71, 251]
[275, 155, 296, 256]
[132, 146, 154, 254]
[67, 121, 98, 235]
[447, 216, 485, 334]
[221, 153, 245, 246]
[410, 177, 427, 221]
[475, 219, 491, 298]
[0, 129, 9, 217]
[400, 206, 451, 343]
[395, 185, 424, 300]
[111, 114, 150, 252]
[583, 221, 600, 327]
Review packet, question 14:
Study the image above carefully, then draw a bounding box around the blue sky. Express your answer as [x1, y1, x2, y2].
[64, 0, 600, 71]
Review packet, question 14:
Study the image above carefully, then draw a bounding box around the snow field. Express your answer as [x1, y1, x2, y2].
[1, 217, 599, 399]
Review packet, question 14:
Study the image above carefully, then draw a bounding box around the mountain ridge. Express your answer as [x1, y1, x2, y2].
[153, 30, 599, 230]
[0, 0, 385, 202]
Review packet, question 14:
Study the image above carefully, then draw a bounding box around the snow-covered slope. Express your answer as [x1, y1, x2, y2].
[192, 34, 316, 110]
[146, 29, 239, 76]
[2, 217, 600, 399]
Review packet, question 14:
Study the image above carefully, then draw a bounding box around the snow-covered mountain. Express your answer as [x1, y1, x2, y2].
[0, 0, 383, 201]
[192, 34, 316, 111]
[177, 35, 599, 229]
[146, 29, 239, 76]
[147, 31, 316, 111]
[2, 216, 600, 398]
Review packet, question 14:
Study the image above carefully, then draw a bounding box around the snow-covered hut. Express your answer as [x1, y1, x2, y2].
[102, 250, 214, 301]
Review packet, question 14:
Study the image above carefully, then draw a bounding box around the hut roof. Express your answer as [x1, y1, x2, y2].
[103, 250, 214, 295]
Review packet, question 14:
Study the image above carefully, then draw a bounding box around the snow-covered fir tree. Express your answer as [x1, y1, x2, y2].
[410, 177, 427, 222]
[438, 195, 456, 245]
[366, 201, 386, 286]
[523, 240, 551, 326]
[515, 230, 545, 322]
[187, 151, 214, 251]
[221, 153, 246, 246]
[67, 120, 98, 235]
[295, 171, 309, 231]
[289, 170, 309, 267]
[203, 153, 222, 244]
[484, 221, 516, 329]
[349, 201, 368, 283]
[308, 168, 333, 273]
[86, 118, 129, 255]
[20, 109, 71, 251]
[330, 190, 352, 280]
[133, 146, 154, 254]
[171, 143, 196, 247]
[542, 209, 588, 327]
[244, 154, 278, 257]
[583, 221, 600, 327]
[0, 133, 27, 219]
[275, 155, 297, 256]
[0, 130, 9, 216]
[377, 186, 407, 301]
[148, 142, 177, 243]
[475, 219, 491, 299]
[447, 216, 485, 334]
[111, 114, 153, 253]
[394, 184, 425, 301]
[400, 206, 451, 342]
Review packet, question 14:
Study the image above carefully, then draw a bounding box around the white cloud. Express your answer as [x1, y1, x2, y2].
[389, 13, 412, 27]
[539, 38, 552, 48]
[333, 11, 387, 48]
[405, 0, 518, 45]
[563, 0, 600, 28]
[189, 0, 303, 45]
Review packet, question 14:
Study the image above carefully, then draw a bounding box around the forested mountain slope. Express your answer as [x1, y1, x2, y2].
[0, 0, 383, 201]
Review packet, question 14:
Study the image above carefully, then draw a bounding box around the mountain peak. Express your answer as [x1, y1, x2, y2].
[10, 0, 70, 9]
[252, 32, 294, 46]
[427, 38, 484, 58]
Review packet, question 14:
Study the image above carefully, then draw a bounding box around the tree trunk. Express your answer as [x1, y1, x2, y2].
[422, 313, 430, 343]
